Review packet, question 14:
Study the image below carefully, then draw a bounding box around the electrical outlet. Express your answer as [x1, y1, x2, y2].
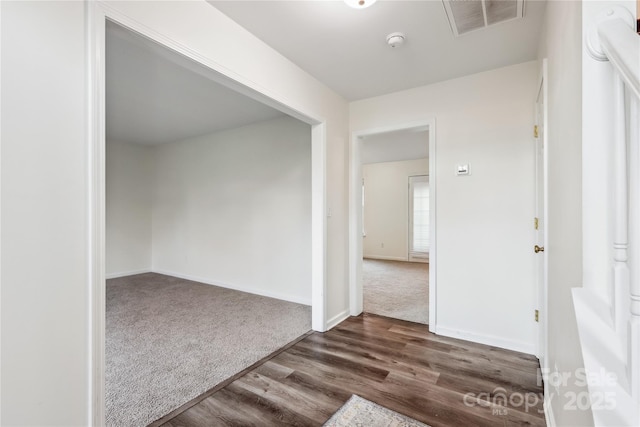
[381, 242, 384, 248]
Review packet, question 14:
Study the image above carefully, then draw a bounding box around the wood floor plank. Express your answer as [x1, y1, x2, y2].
[403, 343, 541, 390]
[286, 344, 391, 382]
[234, 371, 335, 423]
[155, 314, 546, 427]
[170, 385, 316, 427]
[271, 366, 353, 409]
[169, 390, 259, 427]
[298, 334, 441, 384]
[271, 350, 389, 391]
[328, 325, 410, 349]
[387, 325, 539, 370]
[436, 370, 543, 404]
[253, 359, 295, 381]
[319, 324, 455, 355]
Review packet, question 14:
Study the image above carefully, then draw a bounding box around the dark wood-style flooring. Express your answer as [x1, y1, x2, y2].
[153, 314, 546, 427]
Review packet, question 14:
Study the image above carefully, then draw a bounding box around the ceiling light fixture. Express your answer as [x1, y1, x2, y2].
[343, 0, 377, 9]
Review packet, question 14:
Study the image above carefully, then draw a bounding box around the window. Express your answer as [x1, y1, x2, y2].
[409, 175, 429, 262]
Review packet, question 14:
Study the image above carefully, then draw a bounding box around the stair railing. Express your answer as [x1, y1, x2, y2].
[586, 4, 640, 419]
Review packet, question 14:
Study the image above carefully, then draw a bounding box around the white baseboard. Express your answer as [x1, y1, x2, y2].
[435, 325, 535, 355]
[326, 308, 350, 330]
[363, 255, 408, 262]
[152, 269, 312, 306]
[105, 268, 151, 279]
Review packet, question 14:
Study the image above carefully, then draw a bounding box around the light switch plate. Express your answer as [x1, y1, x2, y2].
[456, 163, 470, 176]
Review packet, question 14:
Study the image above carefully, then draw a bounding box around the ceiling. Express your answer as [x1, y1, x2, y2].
[361, 129, 428, 164]
[106, 21, 284, 146]
[210, 0, 547, 101]
[106, 1, 547, 145]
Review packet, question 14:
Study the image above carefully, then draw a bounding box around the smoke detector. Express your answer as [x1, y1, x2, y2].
[386, 32, 406, 48]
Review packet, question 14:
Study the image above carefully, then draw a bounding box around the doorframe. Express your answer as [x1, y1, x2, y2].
[87, 2, 328, 425]
[348, 119, 437, 331]
[535, 59, 549, 369]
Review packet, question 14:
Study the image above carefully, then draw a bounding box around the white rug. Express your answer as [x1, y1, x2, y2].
[324, 395, 430, 427]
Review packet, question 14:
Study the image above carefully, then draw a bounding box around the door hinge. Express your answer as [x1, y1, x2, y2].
[534, 217, 539, 230]
[534, 125, 539, 138]
[535, 309, 539, 322]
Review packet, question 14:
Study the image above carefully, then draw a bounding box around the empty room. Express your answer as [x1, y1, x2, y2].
[105, 22, 314, 426]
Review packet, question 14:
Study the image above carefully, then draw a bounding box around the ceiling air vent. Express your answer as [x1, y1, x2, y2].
[442, 0, 525, 36]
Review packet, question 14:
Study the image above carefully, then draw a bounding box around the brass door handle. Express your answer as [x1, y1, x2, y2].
[534, 245, 545, 253]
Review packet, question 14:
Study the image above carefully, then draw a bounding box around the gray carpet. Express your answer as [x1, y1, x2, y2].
[363, 259, 429, 324]
[106, 273, 311, 427]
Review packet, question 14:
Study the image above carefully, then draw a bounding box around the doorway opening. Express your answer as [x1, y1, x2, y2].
[349, 120, 436, 330]
[89, 7, 328, 426]
[103, 20, 317, 427]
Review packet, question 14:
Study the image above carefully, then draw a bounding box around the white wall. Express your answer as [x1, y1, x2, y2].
[536, 0, 591, 425]
[363, 159, 428, 261]
[351, 61, 538, 353]
[105, 117, 310, 302]
[1, 1, 89, 424]
[0, 1, 349, 425]
[152, 116, 312, 304]
[106, 141, 153, 278]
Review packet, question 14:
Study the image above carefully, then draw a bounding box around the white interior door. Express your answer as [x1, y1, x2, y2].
[535, 72, 548, 369]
